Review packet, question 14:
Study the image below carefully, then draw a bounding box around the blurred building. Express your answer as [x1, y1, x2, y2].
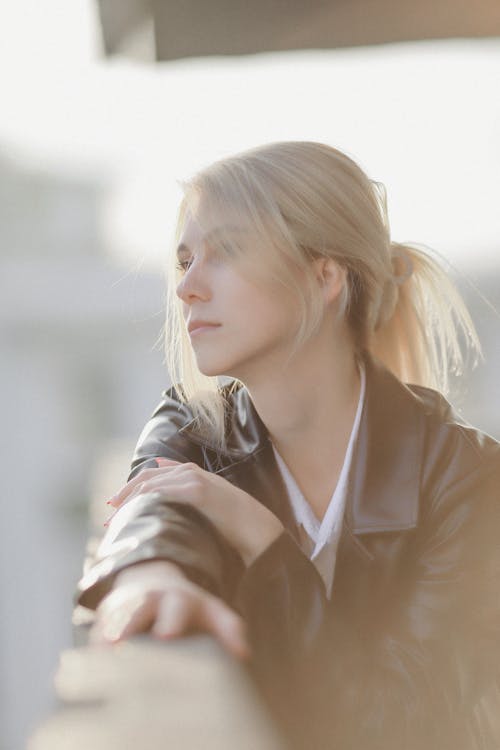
[0, 152, 167, 750]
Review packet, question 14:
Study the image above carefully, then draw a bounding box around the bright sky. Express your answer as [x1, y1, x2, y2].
[1, 0, 499, 271]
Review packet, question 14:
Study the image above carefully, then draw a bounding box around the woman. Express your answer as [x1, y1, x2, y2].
[76, 142, 500, 748]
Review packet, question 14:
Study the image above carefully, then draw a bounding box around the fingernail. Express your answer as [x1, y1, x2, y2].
[103, 511, 117, 527]
[102, 627, 123, 643]
[106, 500, 113, 505]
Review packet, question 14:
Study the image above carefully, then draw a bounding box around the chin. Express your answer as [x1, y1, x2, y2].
[193, 342, 263, 382]
[195, 357, 235, 378]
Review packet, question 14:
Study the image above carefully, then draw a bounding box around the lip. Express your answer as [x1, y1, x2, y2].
[187, 320, 221, 336]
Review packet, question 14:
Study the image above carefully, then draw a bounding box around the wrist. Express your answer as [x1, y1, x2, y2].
[114, 560, 187, 587]
[241, 515, 284, 567]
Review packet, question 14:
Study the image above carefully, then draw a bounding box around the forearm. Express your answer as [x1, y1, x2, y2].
[114, 559, 188, 587]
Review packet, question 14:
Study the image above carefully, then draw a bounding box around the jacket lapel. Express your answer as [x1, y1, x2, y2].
[330, 355, 426, 603]
[345, 355, 424, 535]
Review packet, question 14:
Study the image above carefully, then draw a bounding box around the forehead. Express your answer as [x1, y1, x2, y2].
[177, 207, 250, 253]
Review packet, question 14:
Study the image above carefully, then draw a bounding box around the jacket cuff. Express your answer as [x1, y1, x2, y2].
[75, 492, 244, 610]
[235, 531, 326, 631]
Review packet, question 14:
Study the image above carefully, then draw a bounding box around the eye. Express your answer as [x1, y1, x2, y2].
[176, 258, 193, 273]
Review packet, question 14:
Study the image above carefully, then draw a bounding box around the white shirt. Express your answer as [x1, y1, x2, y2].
[271, 365, 366, 598]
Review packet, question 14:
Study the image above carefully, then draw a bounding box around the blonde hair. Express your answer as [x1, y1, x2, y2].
[164, 141, 480, 448]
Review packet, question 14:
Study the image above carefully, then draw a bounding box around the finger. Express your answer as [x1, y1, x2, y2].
[153, 590, 250, 660]
[151, 590, 194, 639]
[91, 593, 157, 644]
[106, 478, 197, 524]
[108, 460, 180, 507]
[198, 598, 251, 661]
[108, 473, 155, 508]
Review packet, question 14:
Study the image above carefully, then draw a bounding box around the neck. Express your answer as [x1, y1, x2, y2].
[242, 328, 361, 460]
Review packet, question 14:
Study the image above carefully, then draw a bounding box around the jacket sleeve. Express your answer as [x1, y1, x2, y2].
[236, 530, 328, 653]
[75, 388, 244, 610]
[232, 530, 329, 739]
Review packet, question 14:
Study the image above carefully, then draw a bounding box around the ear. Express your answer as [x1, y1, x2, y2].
[313, 258, 346, 304]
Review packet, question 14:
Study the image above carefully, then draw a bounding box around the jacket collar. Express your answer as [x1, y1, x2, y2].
[345, 354, 423, 534]
[180, 352, 425, 536]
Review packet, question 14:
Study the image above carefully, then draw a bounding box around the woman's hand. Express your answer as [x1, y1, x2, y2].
[90, 560, 250, 660]
[106, 459, 284, 566]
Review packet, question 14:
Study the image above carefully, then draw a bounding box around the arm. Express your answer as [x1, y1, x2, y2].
[89, 559, 250, 660]
[76, 388, 245, 609]
[77, 387, 327, 667]
[75, 390, 254, 656]
[76, 492, 245, 609]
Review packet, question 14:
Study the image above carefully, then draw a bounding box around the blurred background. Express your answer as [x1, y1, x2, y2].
[0, 1, 499, 748]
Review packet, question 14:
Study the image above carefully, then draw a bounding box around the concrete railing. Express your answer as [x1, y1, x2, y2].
[29, 631, 286, 750]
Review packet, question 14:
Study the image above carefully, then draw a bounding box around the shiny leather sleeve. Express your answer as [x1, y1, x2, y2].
[236, 531, 327, 652]
[76, 388, 245, 609]
[127, 386, 211, 478]
[233, 531, 329, 737]
[76, 494, 244, 609]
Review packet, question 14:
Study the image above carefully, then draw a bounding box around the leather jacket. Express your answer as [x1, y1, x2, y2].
[77, 353, 500, 749]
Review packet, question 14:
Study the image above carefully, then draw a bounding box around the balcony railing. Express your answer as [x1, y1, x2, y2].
[29, 628, 286, 750]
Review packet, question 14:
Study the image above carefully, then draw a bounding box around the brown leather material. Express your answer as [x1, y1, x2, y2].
[346, 361, 423, 534]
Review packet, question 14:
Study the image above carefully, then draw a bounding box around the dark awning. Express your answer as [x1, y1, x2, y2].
[97, 0, 500, 62]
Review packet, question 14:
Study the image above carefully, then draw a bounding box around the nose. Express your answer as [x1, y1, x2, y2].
[175, 258, 211, 304]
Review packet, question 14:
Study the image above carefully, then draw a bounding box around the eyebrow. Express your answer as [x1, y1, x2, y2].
[176, 225, 246, 259]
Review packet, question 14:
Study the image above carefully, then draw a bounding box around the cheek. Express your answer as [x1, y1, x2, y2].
[216, 268, 303, 344]
[255, 288, 301, 329]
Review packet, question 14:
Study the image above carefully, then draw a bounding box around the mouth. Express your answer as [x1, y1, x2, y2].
[187, 321, 221, 337]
